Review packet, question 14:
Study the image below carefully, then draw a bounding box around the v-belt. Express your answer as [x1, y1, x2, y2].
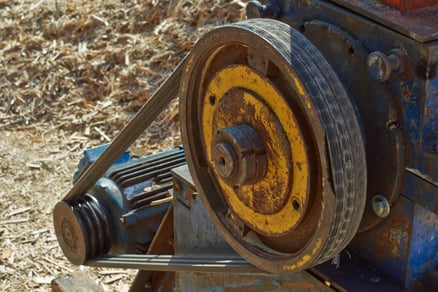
[86, 254, 260, 273]
[63, 59, 185, 203]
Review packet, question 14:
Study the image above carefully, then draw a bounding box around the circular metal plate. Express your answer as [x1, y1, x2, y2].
[202, 65, 310, 236]
[53, 201, 89, 265]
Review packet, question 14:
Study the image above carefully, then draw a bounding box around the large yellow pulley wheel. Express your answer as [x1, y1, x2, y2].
[179, 19, 367, 273]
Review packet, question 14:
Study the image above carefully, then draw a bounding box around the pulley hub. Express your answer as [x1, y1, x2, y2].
[212, 124, 267, 186]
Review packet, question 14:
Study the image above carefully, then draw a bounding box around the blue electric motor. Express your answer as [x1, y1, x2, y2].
[53, 145, 185, 265]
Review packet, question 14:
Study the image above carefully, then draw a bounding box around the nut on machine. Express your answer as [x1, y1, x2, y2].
[53, 0, 438, 290]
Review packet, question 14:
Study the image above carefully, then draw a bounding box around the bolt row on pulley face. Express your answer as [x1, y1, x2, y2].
[180, 19, 367, 273]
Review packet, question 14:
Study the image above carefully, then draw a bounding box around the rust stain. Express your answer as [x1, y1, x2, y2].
[374, 213, 410, 258]
[402, 86, 409, 98]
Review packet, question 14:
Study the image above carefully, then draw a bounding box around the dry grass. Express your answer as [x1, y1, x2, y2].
[0, 0, 247, 290]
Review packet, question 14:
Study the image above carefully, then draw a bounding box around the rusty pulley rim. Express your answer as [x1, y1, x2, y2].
[180, 21, 326, 272]
[180, 18, 366, 273]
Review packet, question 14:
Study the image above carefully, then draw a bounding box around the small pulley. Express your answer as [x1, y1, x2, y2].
[179, 19, 367, 273]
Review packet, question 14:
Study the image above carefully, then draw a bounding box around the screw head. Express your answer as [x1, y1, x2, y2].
[372, 194, 391, 218]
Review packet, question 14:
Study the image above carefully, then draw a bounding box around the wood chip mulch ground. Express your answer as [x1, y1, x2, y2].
[0, 0, 247, 290]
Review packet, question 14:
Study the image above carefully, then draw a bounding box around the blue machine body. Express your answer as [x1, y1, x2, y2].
[72, 145, 185, 256]
[258, 0, 438, 288]
[73, 143, 131, 183]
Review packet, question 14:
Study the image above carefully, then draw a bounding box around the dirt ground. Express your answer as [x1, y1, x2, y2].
[0, 0, 246, 290]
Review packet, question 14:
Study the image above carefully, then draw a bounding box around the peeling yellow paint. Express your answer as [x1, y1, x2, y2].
[201, 65, 310, 235]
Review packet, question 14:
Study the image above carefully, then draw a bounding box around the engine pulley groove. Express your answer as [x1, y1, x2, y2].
[53, 194, 112, 265]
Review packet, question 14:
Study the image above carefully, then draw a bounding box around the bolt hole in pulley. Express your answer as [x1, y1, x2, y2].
[292, 199, 300, 211]
[180, 19, 367, 273]
[209, 95, 216, 105]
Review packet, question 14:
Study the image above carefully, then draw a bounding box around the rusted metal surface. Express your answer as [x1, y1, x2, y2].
[270, 0, 438, 232]
[211, 124, 267, 187]
[262, 0, 438, 288]
[349, 196, 438, 288]
[52, 1, 437, 290]
[331, 0, 438, 42]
